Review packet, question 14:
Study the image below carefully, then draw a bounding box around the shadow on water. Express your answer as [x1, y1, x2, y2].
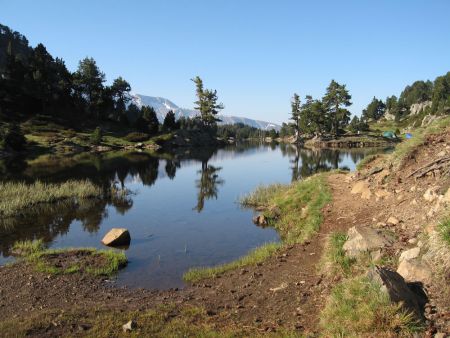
[0, 143, 390, 288]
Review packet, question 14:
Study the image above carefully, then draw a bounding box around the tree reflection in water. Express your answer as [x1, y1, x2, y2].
[193, 161, 224, 212]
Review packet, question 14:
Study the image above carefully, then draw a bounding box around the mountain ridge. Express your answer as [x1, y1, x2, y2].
[130, 94, 280, 131]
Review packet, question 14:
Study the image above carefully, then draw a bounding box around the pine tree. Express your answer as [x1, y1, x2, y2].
[192, 76, 224, 128]
[163, 110, 178, 131]
[322, 80, 352, 137]
[290, 93, 301, 136]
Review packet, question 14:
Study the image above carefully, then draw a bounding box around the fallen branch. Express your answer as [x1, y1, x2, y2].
[407, 156, 450, 178]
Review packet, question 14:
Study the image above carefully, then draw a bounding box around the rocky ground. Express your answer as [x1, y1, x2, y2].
[0, 130, 449, 337]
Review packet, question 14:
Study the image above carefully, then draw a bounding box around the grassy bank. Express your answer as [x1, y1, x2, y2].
[320, 276, 419, 336]
[184, 173, 331, 282]
[13, 239, 127, 276]
[0, 179, 101, 217]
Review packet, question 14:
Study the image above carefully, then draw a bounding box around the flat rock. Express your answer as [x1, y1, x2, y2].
[351, 181, 370, 194]
[101, 228, 131, 247]
[343, 226, 390, 258]
[397, 259, 432, 285]
[367, 266, 426, 321]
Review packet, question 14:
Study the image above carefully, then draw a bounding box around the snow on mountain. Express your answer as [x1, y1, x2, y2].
[130, 94, 280, 131]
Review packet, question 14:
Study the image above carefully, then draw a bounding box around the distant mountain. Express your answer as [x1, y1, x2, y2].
[130, 94, 280, 131]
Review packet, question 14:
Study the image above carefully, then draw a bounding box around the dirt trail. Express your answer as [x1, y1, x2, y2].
[1, 127, 450, 335]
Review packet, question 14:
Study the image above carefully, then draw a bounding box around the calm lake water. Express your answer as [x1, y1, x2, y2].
[0, 143, 386, 289]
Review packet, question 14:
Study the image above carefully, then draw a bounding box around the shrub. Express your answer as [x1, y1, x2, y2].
[90, 127, 103, 145]
[0, 123, 26, 151]
[123, 132, 150, 142]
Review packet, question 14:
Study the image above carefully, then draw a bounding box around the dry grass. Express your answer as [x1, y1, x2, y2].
[0, 180, 102, 217]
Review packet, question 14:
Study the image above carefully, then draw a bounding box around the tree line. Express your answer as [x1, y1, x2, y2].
[0, 23, 226, 151]
[288, 80, 352, 138]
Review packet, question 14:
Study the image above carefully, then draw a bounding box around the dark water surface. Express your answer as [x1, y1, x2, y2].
[0, 143, 386, 289]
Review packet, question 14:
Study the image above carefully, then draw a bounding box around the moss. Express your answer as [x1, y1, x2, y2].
[320, 276, 421, 336]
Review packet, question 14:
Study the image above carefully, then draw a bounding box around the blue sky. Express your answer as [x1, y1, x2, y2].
[1, 0, 449, 124]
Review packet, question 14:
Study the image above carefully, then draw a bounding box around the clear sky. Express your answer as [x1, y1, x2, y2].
[1, 0, 449, 124]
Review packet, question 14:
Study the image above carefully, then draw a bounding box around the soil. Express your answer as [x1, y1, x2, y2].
[1, 131, 450, 336]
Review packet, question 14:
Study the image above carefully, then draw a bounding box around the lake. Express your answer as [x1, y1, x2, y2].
[0, 143, 386, 289]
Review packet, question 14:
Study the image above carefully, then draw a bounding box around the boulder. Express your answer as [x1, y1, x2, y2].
[101, 228, 131, 247]
[367, 266, 426, 321]
[397, 259, 432, 285]
[399, 247, 420, 263]
[351, 181, 369, 194]
[343, 226, 390, 258]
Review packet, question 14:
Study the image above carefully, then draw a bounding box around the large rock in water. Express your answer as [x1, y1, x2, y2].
[367, 266, 427, 321]
[343, 226, 390, 258]
[101, 228, 131, 247]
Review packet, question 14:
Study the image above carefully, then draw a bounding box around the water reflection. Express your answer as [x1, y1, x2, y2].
[194, 162, 224, 212]
[0, 144, 389, 288]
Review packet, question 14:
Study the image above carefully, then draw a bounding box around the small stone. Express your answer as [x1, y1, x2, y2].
[122, 320, 137, 333]
[387, 216, 400, 225]
[408, 238, 418, 245]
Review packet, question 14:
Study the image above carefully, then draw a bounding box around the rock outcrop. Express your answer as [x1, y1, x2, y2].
[343, 226, 391, 258]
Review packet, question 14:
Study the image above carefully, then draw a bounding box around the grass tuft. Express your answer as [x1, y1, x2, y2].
[183, 242, 281, 282]
[0, 180, 102, 217]
[320, 276, 421, 336]
[438, 217, 450, 245]
[12, 239, 46, 256]
[322, 232, 355, 277]
[242, 173, 332, 244]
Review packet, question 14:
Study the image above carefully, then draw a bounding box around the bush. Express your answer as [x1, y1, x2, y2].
[90, 127, 103, 145]
[0, 123, 26, 151]
[123, 132, 150, 142]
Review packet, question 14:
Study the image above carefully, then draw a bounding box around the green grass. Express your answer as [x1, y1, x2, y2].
[321, 232, 355, 277]
[12, 239, 46, 256]
[13, 240, 127, 276]
[0, 180, 102, 217]
[184, 173, 332, 282]
[320, 276, 420, 337]
[183, 242, 281, 282]
[391, 116, 450, 167]
[244, 173, 332, 244]
[438, 217, 450, 245]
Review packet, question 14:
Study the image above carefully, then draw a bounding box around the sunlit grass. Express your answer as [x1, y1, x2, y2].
[320, 276, 421, 336]
[183, 242, 281, 282]
[0, 180, 101, 217]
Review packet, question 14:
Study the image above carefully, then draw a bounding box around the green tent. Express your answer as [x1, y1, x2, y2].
[382, 131, 396, 139]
